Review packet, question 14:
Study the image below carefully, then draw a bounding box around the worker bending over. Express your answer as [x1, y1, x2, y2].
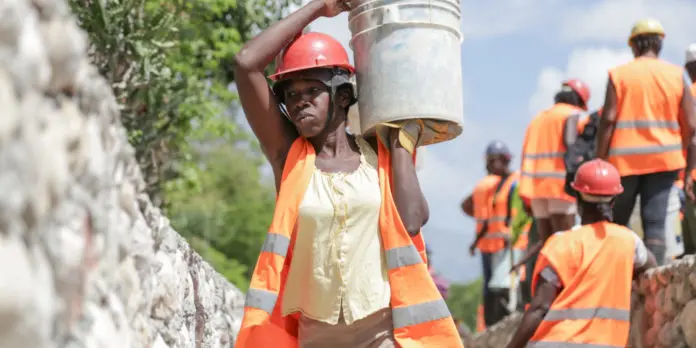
[515, 79, 591, 272]
[462, 140, 515, 327]
[233, 0, 462, 346]
[506, 159, 656, 348]
[596, 19, 696, 265]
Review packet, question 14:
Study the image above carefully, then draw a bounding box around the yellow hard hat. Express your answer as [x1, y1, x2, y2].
[628, 18, 665, 45]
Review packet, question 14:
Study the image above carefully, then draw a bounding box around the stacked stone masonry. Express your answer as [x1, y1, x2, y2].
[0, 0, 244, 347]
[473, 256, 696, 348]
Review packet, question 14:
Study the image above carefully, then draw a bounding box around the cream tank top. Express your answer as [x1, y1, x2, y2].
[281, 137, 391, 325]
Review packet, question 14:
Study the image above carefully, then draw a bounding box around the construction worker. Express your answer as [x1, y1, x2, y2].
[514, 79, 591, 273]
[506, 159, 656, 348]
[462, 140, 515, 327]
[596, 19, 696, 265]
[233, 0, 462, 346]
[681, 43, 696, 256]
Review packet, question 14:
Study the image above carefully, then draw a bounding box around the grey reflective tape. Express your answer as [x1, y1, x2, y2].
[245, 288, 278, 314]
[386, 245, 423, 270]
[609, 143, 682, 156]
[521, 171, 566, 179]
[260, 233, 290, 257]
[543, 307, 630, 322]
[392, 299, 451, 329]
[528, 341, 623, 348]
[615, 120, 679, 130]
[488, 216, 506, 223]
[523, 152, 565, 160]
[482, 232, 508, 240]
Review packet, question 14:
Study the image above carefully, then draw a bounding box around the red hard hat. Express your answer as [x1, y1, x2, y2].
[268, 32, 355, 81]
[563, 79, 590, 110]
[571, 159, 624, 197]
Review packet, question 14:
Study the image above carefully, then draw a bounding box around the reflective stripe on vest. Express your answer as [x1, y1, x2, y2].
[472, 175, 505, 252]
[237, 138, 463, 348]
[529, 222, 635, 347]
[472, 175, 501, 233]
[520, 103, 581, 201]
[608, 58, 686, 176]
[528, 342, 625, 348]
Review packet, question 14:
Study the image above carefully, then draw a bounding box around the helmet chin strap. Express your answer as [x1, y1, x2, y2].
[323, 70, 343, 132]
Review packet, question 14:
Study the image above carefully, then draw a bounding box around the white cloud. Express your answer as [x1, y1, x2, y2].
[528, 47, 633, 115]
[460, 0, 560, 39]
[559, 0, 696, 54]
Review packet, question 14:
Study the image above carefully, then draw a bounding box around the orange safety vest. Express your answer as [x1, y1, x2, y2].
[514, 221, 531, 251]
[236, 138, 463, 348]
[682, 82, 696, 182]
[607, 57, 685, 176]
[529, 222, 635, 346]
[476, 304, 486, 333]
[486, 172, 521, 252]
[472, 175, 503, 253]
[519, 103, 583, 202]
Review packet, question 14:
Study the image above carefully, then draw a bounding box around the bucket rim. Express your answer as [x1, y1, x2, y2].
[348, 0, 461, 16]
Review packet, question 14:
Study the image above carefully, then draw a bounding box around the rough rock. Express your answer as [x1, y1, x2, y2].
[0, 0, 244, 346]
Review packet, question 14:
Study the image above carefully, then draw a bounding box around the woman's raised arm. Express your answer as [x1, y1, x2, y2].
[233, 0, 330, 177]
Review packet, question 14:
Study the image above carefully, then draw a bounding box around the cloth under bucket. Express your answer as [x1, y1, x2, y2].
[348, 0, 464, 146]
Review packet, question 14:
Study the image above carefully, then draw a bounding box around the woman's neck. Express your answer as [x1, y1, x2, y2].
[309, 119, 358, 158]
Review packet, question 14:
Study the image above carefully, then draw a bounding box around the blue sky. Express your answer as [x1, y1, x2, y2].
[254, 0, 696, 284]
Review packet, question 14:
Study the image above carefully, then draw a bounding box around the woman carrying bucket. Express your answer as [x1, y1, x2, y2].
[232, 0, 463, 347]
[506, 159, 656, 347]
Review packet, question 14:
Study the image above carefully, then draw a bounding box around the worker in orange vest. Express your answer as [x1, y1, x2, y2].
[506, 159, 656, 348]
[681, 44, 696, 256]
[596, 19, 696, 265]
[462, 140, 514, 327]
[514, 79, 591, 273]
[232, 1, 463, 347]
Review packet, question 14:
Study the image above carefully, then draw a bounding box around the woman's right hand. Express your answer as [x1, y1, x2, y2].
[317, 0, 354, 18]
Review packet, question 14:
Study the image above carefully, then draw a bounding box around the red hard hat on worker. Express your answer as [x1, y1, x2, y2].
[269, 32, 355, 81]
[571, 159, 624, 197]
[563, 79, 590, 110]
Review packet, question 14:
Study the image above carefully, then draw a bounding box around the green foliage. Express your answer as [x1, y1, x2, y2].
[166, 141, 276, 288]
[71, 0, 300, 289]
[446, 279, 483, 331]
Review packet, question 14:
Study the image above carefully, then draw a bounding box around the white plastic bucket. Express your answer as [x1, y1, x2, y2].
[348, 0, 464, 145]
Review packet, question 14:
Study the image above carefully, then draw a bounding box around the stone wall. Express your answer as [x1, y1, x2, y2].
[0, 0, 244, 347]
[473, 256, 696, 348]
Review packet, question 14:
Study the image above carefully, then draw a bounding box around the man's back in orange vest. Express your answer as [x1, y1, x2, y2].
[506, 159, 657, 348]
[596, 18, 696, 265]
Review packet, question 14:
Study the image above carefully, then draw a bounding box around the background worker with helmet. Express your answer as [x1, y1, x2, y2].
[232, 0, 462, 347]
[506, 159, 657, 348]
[462, 140, 517, 327]
[596, 18, 696, 265]
[513, 79, 590, 275]
[680, 43, 696, 256]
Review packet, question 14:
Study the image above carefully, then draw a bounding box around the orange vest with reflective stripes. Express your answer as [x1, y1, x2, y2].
[519, 103, 582, 202]
[472, 175, 503, 253]
[530, 222, 635, 346]
[485, 172, 521, 252]
[235, 138, 463, 348]
[607, 57, 685, 176]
